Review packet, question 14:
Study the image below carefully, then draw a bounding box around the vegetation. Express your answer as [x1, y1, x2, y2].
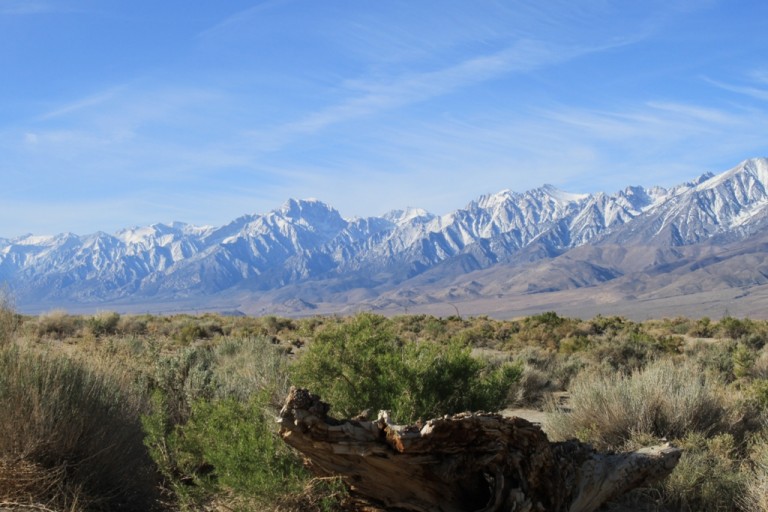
[3, 305, 768, 510]
[0, 344, 157, 510]
[290, 312, 521, 422]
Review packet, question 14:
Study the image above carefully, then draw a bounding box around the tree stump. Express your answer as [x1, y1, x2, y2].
[278, 387, 681, 512]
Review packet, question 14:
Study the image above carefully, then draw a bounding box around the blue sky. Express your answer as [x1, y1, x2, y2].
[1, 0, 767, 237]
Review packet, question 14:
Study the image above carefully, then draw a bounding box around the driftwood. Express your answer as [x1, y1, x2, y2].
[278, 387, 681, 512]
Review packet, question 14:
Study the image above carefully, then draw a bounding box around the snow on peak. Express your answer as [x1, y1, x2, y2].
[474, 185, 588, 211]
[475, 189, 514, 209]
[15, 234, 57, 245]
[744, 157, 768, 184]
[383, 207, 435, 226]
[279, 198, 340, 220]
[538, 184, 589, 205]
[693, 157, 768, 193]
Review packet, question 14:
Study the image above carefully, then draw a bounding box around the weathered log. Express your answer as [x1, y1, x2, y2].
[278, 387, 681, 512]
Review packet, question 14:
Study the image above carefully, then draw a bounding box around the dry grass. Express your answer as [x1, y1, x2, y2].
[545, 358, 734, 449]
[743, 434, 768, 512]
[0, 289, 17, 346]
[0, 458, 87, 511]
[0, 345, 159, 510]
[212, 335, 294, 407]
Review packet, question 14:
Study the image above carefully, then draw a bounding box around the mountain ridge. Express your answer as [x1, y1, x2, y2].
[4, 157, 768, 318]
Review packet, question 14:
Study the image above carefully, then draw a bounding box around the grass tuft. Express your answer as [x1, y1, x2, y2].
[0, 344, 159, 510]
[546, 359, 733, 449]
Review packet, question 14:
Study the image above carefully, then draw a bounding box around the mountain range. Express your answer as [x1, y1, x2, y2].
[4, 157, 768, 319]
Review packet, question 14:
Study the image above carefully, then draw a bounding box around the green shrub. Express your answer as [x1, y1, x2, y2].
[291, 313, 522, 423]
[184, 396, 305, 495]
[143, 392, 308, 509]
[689, 339, 737, 381]
[718, 316, 753, 340]
[290, 313, 406, 419]
[86, 311, 121, 337]
[734, 343, 758, 379]
[688, 316, 714, 337]
[261, 315, 295, 335]
[175, 322, 208, 344]
[559, 335, 591, 354]
[141, 334, 302, 509]
[746, 379, 768, 413]
[585, 314, 627, 336]
[395, 340, 522, 421]
[585, 333, 660, 374]
[659, 432, 748, 511]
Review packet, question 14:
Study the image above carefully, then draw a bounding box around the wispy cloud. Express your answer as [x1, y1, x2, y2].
[705, 77, 768, 102]
[645, 101, 743, 125]
[749, 69, 768, 84]
[38, 87, 124, 120]
[196, 0, 292, 40]
[253, 37, 634, 148]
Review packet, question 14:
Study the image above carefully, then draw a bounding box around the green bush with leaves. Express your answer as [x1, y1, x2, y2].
[291, 313, 522, 423]
[141, 335, 318, 510]
[142, 392, 307, 509]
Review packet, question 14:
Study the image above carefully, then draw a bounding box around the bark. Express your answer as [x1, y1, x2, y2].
[279, 387, 681, 512]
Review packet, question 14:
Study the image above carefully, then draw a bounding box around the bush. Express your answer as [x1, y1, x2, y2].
[660, 432, 748, 511]
[688, 316, 714, 337]
[143, 393, 308, 509]
[718, 316, 753, 340]
[86, 311, 121, 337]
[734, 343, 758, 379]
[175, 322, 209, 344]
[142, 334, 303, 509]
[0, 344, 158, 510]
[117, 314, 149, 335]
[213, 335, 293, 407]
[151, 344, 217, 425]
[744, 433, 768, 512]
[291, 313, 522, 423]
[33, 309, 83, 340]
[546, 359, 733, 450]
[512, 365, 552, 406]
[395, 340, 522, 421]
[0, 288, 17, 346]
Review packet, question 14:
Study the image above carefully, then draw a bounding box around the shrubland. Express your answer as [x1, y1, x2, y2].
[2, 303, 768, 510]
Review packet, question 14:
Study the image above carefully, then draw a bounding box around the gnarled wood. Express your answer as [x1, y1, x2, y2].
[279, 387, 681, 512]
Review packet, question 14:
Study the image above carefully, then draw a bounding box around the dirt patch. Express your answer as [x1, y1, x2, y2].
[501, 392, 570, 434]
[501, 408, 549, 429]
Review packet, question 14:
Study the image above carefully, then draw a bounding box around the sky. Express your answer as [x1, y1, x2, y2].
[1, 0, 767, 237]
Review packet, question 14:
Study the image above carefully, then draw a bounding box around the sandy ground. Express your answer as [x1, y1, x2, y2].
[501, 407, 549, 428]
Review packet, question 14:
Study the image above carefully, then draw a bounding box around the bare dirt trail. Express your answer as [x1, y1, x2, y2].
[502, 391, 570, 434]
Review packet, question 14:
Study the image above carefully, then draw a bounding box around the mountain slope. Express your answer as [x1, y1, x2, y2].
[3, 157, 768, 317]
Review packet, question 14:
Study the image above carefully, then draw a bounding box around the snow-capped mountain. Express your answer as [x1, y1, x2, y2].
[3, 157, 768, 315]
[604, 158, 768, 245]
